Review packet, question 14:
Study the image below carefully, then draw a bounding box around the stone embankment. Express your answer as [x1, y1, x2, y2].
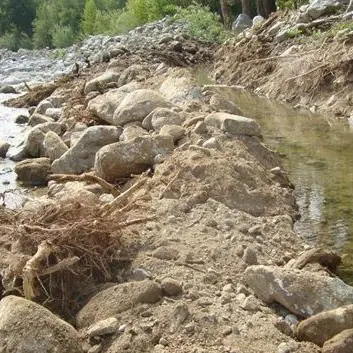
[0, 16, 353, 353]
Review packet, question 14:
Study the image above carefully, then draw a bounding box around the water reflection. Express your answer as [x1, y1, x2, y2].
[207, 87, 353, 281]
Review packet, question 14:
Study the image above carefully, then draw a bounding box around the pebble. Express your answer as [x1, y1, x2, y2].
[87, 317, 118, 337]
[161, 277, 182, 296]
[222, 326, 233, 336]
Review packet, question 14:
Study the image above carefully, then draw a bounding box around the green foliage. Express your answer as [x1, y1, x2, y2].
[52, 25, 77, 48]
[286, 27, 303, 38]
[174, 3, 227, 43]
[276, 0, 308, 10]
[82, 0, 98, 35]
[93, 9, 139, 34]
[0, 28, 32, 51]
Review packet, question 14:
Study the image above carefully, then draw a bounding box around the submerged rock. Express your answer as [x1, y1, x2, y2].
[245, 265, 353, 318]
[95, 135, 174, 181]
[0, 295, 82, 353]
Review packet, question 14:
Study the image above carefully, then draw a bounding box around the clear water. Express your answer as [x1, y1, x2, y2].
[207, 87, 353, 282]
[0, 93, 29, 208]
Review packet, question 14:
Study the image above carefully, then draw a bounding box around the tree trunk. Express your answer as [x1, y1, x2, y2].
[259, 0, 276, 17]
[220, 0, 232, 28]
[241, 0, 251, 17]
[256, 0, 265, 17]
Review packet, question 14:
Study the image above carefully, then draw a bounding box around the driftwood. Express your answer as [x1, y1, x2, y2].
[49, 172, 120, 197]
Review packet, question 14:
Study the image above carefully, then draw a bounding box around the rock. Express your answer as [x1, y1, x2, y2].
[150, 108, 184, 132]
[0, 85, 17, 94]
[25, 122, 66, 157]
[131, 268, 153, 281]
[0, 141, 10, 158]
[28, 113, 55, 127]
[14, 115, 29, 124]
[243, 246, 258, 265]
[120, 125, 148, 142]
[322, 329, 353, 353]
[204, 112, 261, 137]
[95, 135, 173, 181]
[113, 89, 172, 126]
[232, 14, 253, 32]
[303, 0, 345, 21]
[202, 137, 221, 150]
[209, 94, 244, 115]
[296, 305, 353, 346]
[241, 295, 261, 311]
[34, 99, 54, 115]
[245, 265, 353, 318]
[84, 71, 120, 95]
[87, 82, 140, 125]
[76, 280, 162, 328]
[45, 108, 62, 120]
[0, 295, 82, 353]
[170, 303, 190, 333]
[159, 125, 186, 142]
[15, 158, 51, 186]
[152, 246, 179, 260]
[117, 64, 150, 86]
[43, 131, 69, 161]
[161, 277, 182, 296]
[87, 317, 118, 337]
[52, 126, 121, 175]
[253, 15, 265, 26]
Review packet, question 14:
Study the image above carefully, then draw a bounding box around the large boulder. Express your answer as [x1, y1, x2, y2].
[76, 280, 162, 328]
[298, 0, 345, 22]
[232, 14, 253, 32]
[15, 158, 51, 186]
[28, 113, 54, 127]
[0, 85, 17, 94]
[52, 126, 121, 175]
[34, 99, 54, 115]
[205, 112, 261, 137]
[84, 71, 120, 95]
[120, 125, 148, 142]
[0, 295, 82, 353]
[25, 122, 66, 157]
[95, 135, 174, 181]
[87, 82, 140, 125]
[113, 89, 172, 126]
[245, 265, 353, 318]
[296, 305, 353, 346]
[322, 329, 353, 353]
[150, 108, 184, 132]
[43, 131, 69, 162]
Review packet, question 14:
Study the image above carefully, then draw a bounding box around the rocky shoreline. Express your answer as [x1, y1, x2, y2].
[0, 16, 352, 353]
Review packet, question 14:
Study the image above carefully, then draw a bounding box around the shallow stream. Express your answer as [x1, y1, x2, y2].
[211, 87, 353, 282]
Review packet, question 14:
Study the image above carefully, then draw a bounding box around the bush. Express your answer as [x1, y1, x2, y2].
[174, 3, 227, 43]
[52, 25, 76, 48]
[0, 28, 32, 51]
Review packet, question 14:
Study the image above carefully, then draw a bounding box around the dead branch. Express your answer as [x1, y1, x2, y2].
[159, 170, 182, 199]
[285, 63, 328, 82]
[118, 216, 156, 228]
[49, 172, 120, 197]
[40, 257, 80, 276]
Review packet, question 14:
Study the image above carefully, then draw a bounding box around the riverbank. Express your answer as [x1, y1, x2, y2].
[0, 13, 353, 353]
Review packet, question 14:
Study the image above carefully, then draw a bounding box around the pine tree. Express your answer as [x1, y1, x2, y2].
[82, 0, 98, 35]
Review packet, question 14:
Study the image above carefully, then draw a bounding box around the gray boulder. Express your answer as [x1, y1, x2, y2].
[76, 280, 162, 328]
[113, 89, 172, 126]
[209, 94, 244, 115]
[253, 15, 265, 26]
[84, 71, 120, 95]
[45, 108, 62, 121]
[87, 82, 140, 125]
[159, 125, 186, 142]
[43, 131, 69, 162]
[95, 135, 174, 181]
[204, 112, 261, 137]
[245, 265, 353, 318]
[28, 113, 55, 127]
[0, 85, 17, 94]
[0, 295, 82, 353]
[14, 157, 51, 186]
[25, 122, 66, 157]
[34, 99, 54, 115]
[0, 140, 10, 158]
[232, 14, 253, 32]
[298, 0, 345, 22]
[296, 305, 353, 346]
[150, 108, 184, 132]
[52, 126, 121, 174]
[120, 125, 148, 142]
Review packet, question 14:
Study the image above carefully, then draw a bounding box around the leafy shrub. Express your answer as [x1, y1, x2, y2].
[174, 3, 227, 43]
[0, 28, 32, 51]
[52, 25, 76, 48]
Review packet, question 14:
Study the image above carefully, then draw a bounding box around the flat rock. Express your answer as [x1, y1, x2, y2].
[323, 328, 353, 353]
[52, 126, 121, 174]
[113, 89, 172, 126]
[232, 14, 253, 32]
[205, 112, 261, 137]
[88, 82, 140, 125]
[15, 157, 51, 186]
[76, 280, 162, 328]
[95, 135, 173, 181]
[245, 265, 353, 318]
[84, 71, 120, 95]
[0, 295, 82, 353]
[296, 305, 353, 346]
